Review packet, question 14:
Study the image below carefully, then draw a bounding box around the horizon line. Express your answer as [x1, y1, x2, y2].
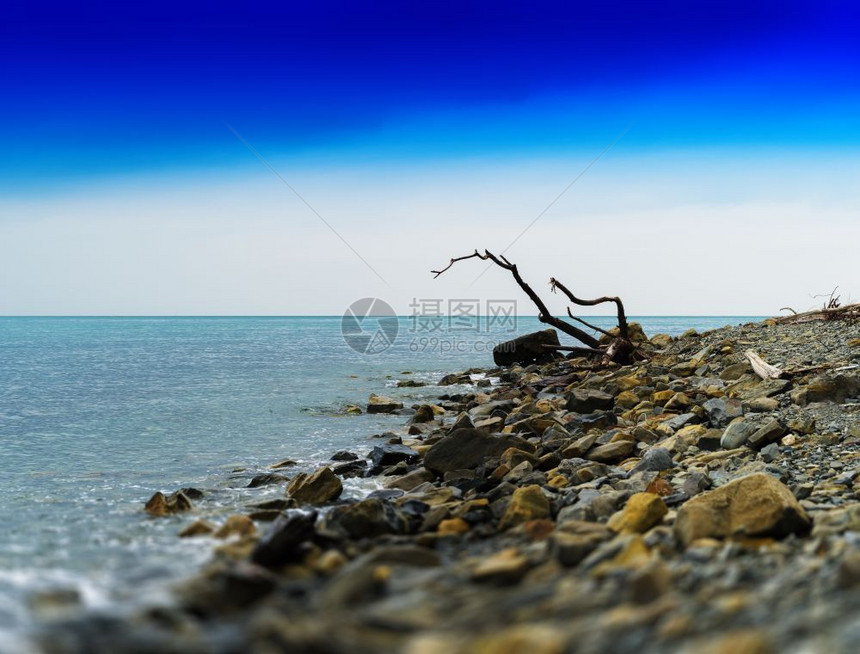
[0, 314, 770, 319]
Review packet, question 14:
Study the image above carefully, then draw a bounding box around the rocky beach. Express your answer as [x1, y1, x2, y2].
[38, 312, 860, 654]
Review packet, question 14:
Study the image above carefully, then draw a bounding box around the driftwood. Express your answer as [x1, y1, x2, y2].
[744, 349, 846, 379]
[773, 303, 859, 325]
[432, 249, 636, 364]
[744, 350, 786, 380]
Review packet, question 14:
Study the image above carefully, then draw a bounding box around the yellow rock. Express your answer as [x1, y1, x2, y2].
[650, 333, 673, 348]
[616, 375, 647, 391]
[438, 518, 470, 535]
[313, 549, 347, 575]
[593, 535, 652, 576]
[500, 447, 539, 469]
[675, 473, 811, 546]
[694, 629, 772, 654]
[471, 548, 530, 583]
[607, 493, 668, 534]
[499, 485, 551, 531]
[468, 624, 566, 654]
[664, 392, 691, 411]
[548, 475, 569, 489]
[213, 514, 256, 539]
[615, 390, 639, 409]
[676, 423, 708, 446]
[610, 431, 636, 443]
[144, 490, 192, 517]
[214, 536, 256, 560]
[178, 520, 214, 538]
[287, 467, 343, 505]
[651, 390, 674, 405]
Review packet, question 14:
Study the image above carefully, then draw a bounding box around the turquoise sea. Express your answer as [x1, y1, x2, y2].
[0, 315, 761, 650]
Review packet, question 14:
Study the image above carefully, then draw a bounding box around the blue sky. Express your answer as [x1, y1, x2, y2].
[1, 1, 858, 314]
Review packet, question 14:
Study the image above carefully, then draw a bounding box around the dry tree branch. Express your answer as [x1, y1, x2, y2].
[432, 249, 636, 364]
[565, 307, 614, 337]
[549, 278, 628, 339]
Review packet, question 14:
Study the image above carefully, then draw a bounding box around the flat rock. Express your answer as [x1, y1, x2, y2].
[566, 388, 614, 413]
[366, 393, 404, 414]
[471, 548, 531, 583]
[587, 440, 634, 464]
[747, 419, 786, 449]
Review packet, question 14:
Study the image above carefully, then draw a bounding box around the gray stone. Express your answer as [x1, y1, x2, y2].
[720, 419, 759, 449]
[760, 443, 780, 463]
[704, 397, 744, 427]
[661, 412, 699, 432]
[630, 447, 674, 474]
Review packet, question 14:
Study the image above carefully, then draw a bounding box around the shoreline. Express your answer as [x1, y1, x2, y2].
[40, 316, 860, 653]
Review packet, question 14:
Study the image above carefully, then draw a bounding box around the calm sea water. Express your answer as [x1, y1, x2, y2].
[0, 315, 759, 650]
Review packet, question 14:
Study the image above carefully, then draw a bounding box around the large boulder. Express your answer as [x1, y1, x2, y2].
[492, 329, 559, 366]
[287, 467, 343, 505]
[675, 473, 811, 546]
[423, 428, 528, 474]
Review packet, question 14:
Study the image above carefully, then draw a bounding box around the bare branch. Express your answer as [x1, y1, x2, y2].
[550, 278, 628, 339]
[565, 307, 614, 337]
[431, 250, 484, 278]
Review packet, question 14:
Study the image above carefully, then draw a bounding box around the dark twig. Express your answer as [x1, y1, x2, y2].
[549, 278, 628, 339]
[565, 308, 614, 337]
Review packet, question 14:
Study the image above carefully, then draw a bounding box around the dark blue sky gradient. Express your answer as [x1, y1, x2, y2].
[2, 0, 858, 186]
